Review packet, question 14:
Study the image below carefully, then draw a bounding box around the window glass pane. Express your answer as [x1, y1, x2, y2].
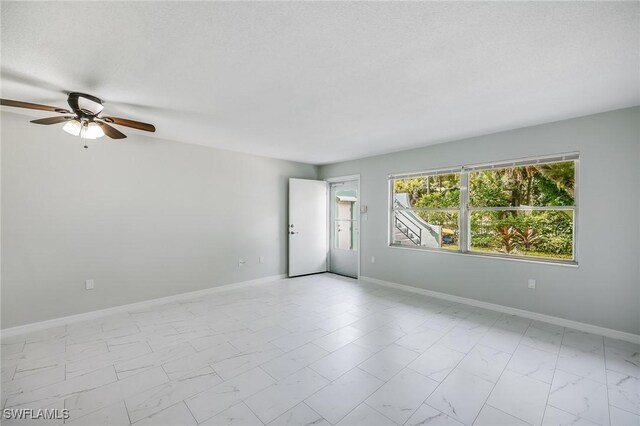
[470, 210, 573, 260]
[469, 161, 575, 208]
[335, 189, 357, 220]
[335, 220, 357, 250]
[392, 210, 458, 250]
[394, 174, 460, 209]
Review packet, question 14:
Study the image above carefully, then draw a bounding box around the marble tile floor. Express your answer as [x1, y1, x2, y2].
[1, 273, 638, 425]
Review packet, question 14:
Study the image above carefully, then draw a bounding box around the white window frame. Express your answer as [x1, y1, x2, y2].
[388, 152, 579, 266]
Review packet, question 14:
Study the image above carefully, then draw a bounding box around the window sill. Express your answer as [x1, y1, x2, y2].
[388, 244, 579, 268]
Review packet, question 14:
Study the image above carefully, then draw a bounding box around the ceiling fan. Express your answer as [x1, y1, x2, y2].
[1, 92, 156, 146]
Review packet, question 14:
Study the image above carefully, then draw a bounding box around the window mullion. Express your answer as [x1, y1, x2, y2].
[460, 170, 469, 253]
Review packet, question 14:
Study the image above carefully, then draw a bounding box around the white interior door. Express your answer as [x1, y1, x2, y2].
[288, 178, 328, 277]
[329, 180, 359, 278]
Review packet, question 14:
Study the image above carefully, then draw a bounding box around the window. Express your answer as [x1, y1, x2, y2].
[389, 153, 578, 264]
[392, 171, 461, 251]
[334, 188, 358, 250]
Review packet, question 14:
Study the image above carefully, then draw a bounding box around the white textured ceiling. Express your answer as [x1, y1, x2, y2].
[1, 2, 638, 164]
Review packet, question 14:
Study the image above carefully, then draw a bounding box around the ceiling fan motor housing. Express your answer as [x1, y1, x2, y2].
[68, 92, 104, 117]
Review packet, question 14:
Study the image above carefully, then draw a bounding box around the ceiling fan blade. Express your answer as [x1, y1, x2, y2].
[30, 116, 74, 125]
[101, 116, 155, 132]
[1, 98, 70, 114]
[96, 121, 127, 139]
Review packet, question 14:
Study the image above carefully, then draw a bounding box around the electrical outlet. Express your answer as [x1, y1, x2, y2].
[528, 279, 536, 289]
[239, 259, 247, 267]
[371, 256, 375, 263]
[259, 256, 265, 264]
[85, 279, 95, 290]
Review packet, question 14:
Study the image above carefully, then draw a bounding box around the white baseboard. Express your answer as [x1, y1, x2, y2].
[360, 276, 640, 345]
[5, 273, 637, 345]
[1, 274, 287, 339]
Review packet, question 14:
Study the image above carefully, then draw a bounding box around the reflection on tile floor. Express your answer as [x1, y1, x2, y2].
[1, 274, 638, 425]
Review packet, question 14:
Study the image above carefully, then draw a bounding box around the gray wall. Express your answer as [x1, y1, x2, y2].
[320, 107, 640, 335]
[1, 111, 317, 328]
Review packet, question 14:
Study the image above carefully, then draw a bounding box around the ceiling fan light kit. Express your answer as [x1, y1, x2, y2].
[1, 92, 156, 148]
[62, 120, 105, 139]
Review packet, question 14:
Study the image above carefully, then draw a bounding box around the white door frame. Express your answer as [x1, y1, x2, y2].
[325, 174, 361, 279]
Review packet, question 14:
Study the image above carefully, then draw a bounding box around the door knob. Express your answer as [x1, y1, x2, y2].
[290, 231, 299, 235]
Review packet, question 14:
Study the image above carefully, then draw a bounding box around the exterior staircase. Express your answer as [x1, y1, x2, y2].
[393, 193, 442, 248]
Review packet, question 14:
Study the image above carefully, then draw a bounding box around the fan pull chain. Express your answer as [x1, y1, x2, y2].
[81, 121, 89, 148]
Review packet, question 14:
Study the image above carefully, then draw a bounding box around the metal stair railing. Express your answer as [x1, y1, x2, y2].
[394, 199, 423, 245]
[394, 215, 422, 244]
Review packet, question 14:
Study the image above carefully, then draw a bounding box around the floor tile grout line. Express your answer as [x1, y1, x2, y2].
[301, 366, 388, 425]
[123, 398, 133, 425]
[459, 321, 525, 426]
[403, 307, 504, 424]
[238, 399, 267, 425]
[539, 324, 566, 425]
[607, 404, 640, 418]
[176, 400, 199, 425]
[602, 333, 613, 426]
[297, 401, 329, 426]
[183, 364, 280, 423]
[482, 403, 535, 425]
[363, 401, 403, 425]
[256, 364, 282, 382]
[2, 367, 69, 406]
[356, 340, 455, 424]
